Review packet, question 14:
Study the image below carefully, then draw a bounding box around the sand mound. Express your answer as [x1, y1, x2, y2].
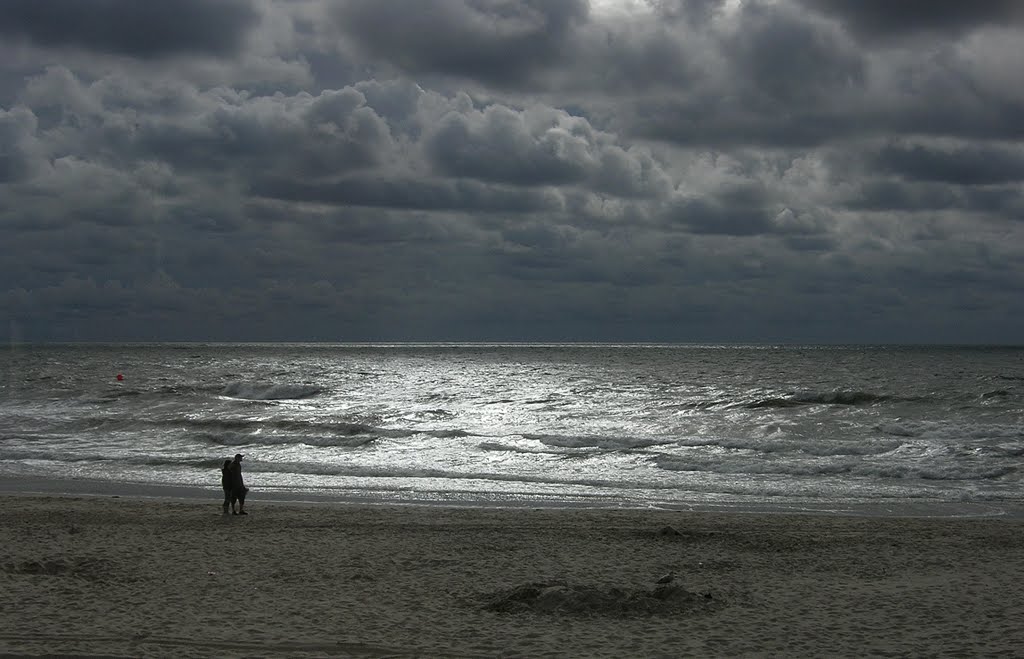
[483, 580, 721, 617]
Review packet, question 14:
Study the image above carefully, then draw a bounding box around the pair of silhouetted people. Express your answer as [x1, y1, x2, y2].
[221, 453, 248, 515]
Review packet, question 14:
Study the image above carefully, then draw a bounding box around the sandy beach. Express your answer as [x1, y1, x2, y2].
[1, 494, 1022, 658]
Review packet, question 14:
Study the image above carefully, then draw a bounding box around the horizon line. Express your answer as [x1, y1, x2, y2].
[6, 340, 1024, 349]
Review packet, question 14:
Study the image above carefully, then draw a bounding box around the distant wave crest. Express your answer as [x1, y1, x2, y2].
[220, 382, 322, 400]
[475, 434, 671, 457]
[197, 431, 377, 448]
[524, 433, 672, 451]
[743, 389, 896, 409]
[674, 436, 902, 457]
[653, 454, 1016, 481]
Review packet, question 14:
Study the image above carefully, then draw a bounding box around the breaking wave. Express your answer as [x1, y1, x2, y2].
[219, 382, 322, 400]
[653, 454, 1017, 481]
[672, 436, 903, 457]
[742, 390, 898, 409]
[195, 432, 378, 448]
[523, 433, 672, 451]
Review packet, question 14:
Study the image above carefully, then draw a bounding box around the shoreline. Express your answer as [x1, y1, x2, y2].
[1, 474, 1021, 519]
[2, 494, 1023, 657]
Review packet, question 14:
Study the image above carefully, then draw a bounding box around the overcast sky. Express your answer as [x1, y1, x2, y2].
[2, 0, 1023, 343]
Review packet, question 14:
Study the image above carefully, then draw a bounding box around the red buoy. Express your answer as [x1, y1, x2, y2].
[116, 373, 124, 381]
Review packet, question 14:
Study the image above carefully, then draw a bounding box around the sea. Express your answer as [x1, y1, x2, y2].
[1, 343, 1022, 517]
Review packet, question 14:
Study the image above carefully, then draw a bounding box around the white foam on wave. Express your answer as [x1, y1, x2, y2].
[653, 453, 1018, 481]
[478, 441, 563, 455]
[197, 431, 377, 448]
[876, 419, 1024, 441]
[219, 382, 322, 401]
[523, 433, 672, 450]
[674, 435, 903, 457]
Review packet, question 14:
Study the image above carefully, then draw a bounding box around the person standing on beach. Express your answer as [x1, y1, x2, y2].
[228, 453, 248, 515]
[221, 459, 233, 515]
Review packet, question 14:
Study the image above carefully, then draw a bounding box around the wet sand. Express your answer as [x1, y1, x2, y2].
[1, 494, 1022, 657]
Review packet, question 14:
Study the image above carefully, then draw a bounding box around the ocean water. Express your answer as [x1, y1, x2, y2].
[1, 343, 1022, 516]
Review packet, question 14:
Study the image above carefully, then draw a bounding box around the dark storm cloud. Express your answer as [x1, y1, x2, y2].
[650, 0, 729, 25]
[333, 0, 589, 84]
[427, 106, 590, 186]
[593, 1, 1024, 150]
[844, 180, 1024, 220]
[873, 142, 1024, 185]
[603, 1, 869, 147]
[845, 181, 963, 213]
[663, 179, 783, 236]
[252, 176, 563, 214]
[3, 0, 1024, 343]
[629, 95, 855, 148]
[726, 2, 864, 106]
[15, 69, 393, 178]
[801, 0, 1024, 39]
[136, 87, 393, 176]
[0, 0, 260, 58]
[424, 102, 670, 196]
[667, 197, 773, 236]
[0, 106, 41, 182]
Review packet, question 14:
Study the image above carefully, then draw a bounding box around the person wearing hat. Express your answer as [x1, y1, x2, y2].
[227, 453, 249, 515]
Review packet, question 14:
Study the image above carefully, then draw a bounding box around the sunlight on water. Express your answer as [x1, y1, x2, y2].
[1, 344, 1022, 513]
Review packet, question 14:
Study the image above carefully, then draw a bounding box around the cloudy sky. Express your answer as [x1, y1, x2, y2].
[2, 0, 1023, 343]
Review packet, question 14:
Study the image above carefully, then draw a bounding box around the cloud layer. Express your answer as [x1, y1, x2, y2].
[2, 0, 1023, 342]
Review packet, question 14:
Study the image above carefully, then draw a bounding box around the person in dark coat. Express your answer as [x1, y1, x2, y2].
[228, 453, 248, 515]
[221, 459, 233, 514]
